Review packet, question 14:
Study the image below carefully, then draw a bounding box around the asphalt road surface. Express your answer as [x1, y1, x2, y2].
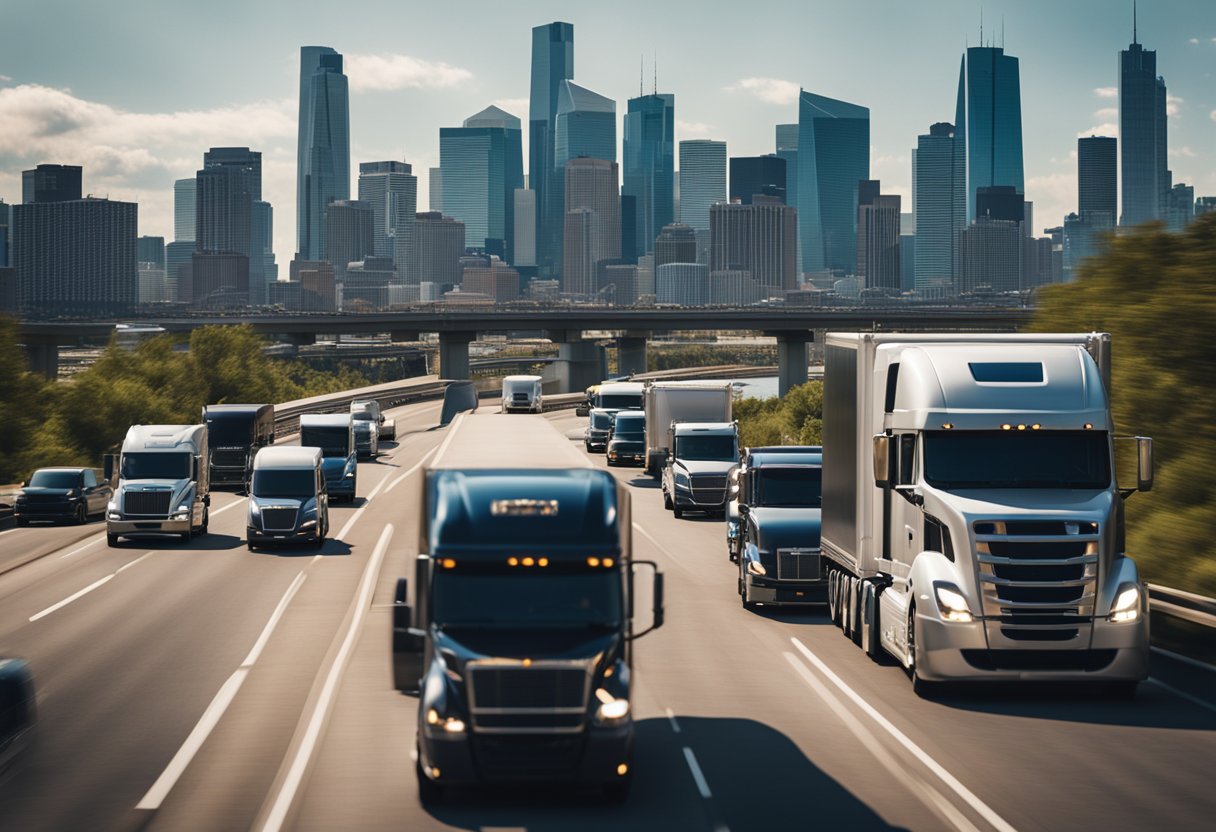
[0, 403, 1213, 832]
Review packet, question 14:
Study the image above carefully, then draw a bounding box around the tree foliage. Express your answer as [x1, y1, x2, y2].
[1031, 215, 1216, 594]
[735, 381, 823, 447]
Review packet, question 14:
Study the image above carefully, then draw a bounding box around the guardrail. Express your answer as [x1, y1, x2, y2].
[272, 376, 449, 436]
[1149, 584, 1216, 629]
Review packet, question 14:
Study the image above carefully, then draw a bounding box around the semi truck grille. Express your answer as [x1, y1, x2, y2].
[467, 661, 590, 735]
[691, 474, 727, 491]
[975, 519, 1099, 637]
[512, 393, 529, 402]
[124, 491, 172, 516]
[212, 449, 247, 468]
[776, 549, 822, 581]
[261, 508, 298, 531]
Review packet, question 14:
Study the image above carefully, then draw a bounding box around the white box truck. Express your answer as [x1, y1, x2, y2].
[642, 381, 733, 475]
[501, 375, 544, 414]
[820, 333, 1153, 696]
[106, 424, 210, 546]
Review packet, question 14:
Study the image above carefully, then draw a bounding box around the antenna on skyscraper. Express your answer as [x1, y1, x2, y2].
[640, 54, 644, 97]
[1001, 17, 1005, 48]
[980, 8, 983, 47]
[653, 50, 657, 95]
[1133, 0, 1138, 44]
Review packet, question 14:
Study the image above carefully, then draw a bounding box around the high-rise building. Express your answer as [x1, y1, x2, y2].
[655, 262, 708, 306]
[1167, 183, 1195, 231]
[856, 183, 901, 292]
[165, 242, 193, 303]
[137, 263, 170, 304]
[252, 201, 277, 294]
[412, 212, 465, 286]
[296, 46, 350, 261]
[529, 21, 575, 276]
[550, 81, 616, 274]
[440, 106, 524, 260]
[22, 164, 82, 203]
[1120, 25, 1168, 226]
[192, 251, 249, 308]
[655, 223, 698, 268]
[623, 93, 675, 258]
[678, 140, 727, 232]
[429, 168, 443, 212]
[975, 185, 1024, 222]
[619, 195, 638, 265]
[958, 217, 1023, 294]
[913, 122, 966, 294]
[324, 200, 375, 278]
[513, 189, 537, 267]
[562, 157, 620, 295]
[709, 201, 798, 293]
[798, 90, 870, 274]
[730, 155, 786, 205]
[13, 196, 138, 316]
[776, 124, 801, 268]
[138, 236, 166, 267]
[174, 178, 196, 242]
[0, 200, 10, 267]
[196, 147, 267, 302]
[955, 46, 1025, 221]
[708, 269, 762, 306]
[358, 161, 418, 280]
[1196, 197, 1216, 217]
[1078, 136, 1117, 227]
[462, 261, 520, 303]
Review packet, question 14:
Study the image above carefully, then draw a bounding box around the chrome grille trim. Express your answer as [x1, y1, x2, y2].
[466, 660, 593, 736]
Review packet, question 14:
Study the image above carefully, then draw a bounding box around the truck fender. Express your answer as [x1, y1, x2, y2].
[894, 551, 968, 667]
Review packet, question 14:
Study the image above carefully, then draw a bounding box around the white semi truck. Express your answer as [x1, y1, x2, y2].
[642, 381, 733, 475]
[821, 333, 1153, 696]
[106, 424, 210, 546]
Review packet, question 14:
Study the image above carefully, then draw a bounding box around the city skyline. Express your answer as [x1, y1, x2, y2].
[0, 1, 1213, 267]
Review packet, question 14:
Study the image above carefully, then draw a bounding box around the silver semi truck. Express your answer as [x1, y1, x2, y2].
[821, 333, 1153, 696]
[106, 424, 210, 546]
[642, 381, 733, 475]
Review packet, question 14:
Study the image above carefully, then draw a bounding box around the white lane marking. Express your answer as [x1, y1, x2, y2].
[429, 412, 467, 467]
[790, 637, 1018, 832]
[60, 536, 105, 559]
[682, 746, 713, 799]
[256, 523, 394, 832]
[783, 652, 981, 832]
[29, 551, 154, 622]
[135, 571, 307, 811]
[666, 707, 681, 733]
[0, 525, 28, 537]
[1151, 646, 1216, 674]
[384, 447, 438, 494]
[210, 497, 246, 518]
[1146, 677, 1216, 715]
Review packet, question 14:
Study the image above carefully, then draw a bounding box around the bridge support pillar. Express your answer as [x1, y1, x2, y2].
[556, 340, 605, 394]
[616, 331, 649, 376]
[439, 332, 475, 380]
[25, 341, 60, 380]
[774, 331, 812, 397]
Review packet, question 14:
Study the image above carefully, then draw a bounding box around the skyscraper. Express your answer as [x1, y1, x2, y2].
[359, 161, 418, 281]
[196, 147, 266, 302]
[562, 157, 620, 295]
[678, 140, 727, 232]
[730, 156, 786, 204]
[513, 189, 537, 268]
[551, 80, 616, 275]
[959, 217, 1023, 294]
[1119, 25, 1168, 226]
[297, 46, 350, 261]
[1078, 136, 1117, 226]
[798, 90, 870, 274]
[654, 223, 698, 268]
[529, 22, 575, 275]
[412, 212, 466, 286]
[622, 92, 675, 258]
[0, 200, 10, 268]
[324, 200, 375, 278]
[710, 201, 798, 293]
[138, 236, 165, 267]
[913, 122, 966, 294]
[955, 45, 1025, 221]
[22, 164, 82, 204]
[174, 178, 196, 242]
[429, 168, 443, 212]
[440, 106, 524, 260]
[856, 182, 902, 292]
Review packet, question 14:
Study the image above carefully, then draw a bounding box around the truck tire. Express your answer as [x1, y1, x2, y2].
[907, 605, 941, 698]
[416, 756, 444, 805]
[663, 490, 673, 511]
[107, 532, 119, 547]
[673, 505, 684, 519]
[75, 504, 88, 525]
[861, 581, 881, 659]
[841, 577, 854, 639]
[200, 508, 209, 535]
[850, 578, 863, 647]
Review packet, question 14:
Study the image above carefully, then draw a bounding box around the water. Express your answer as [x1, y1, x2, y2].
[729, 376, 779, 400]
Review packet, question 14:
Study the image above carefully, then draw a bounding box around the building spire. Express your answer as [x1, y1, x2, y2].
[639, 54, 643, 97]
[1133, 0, 1138, 44]
[653, 50, 657, 95]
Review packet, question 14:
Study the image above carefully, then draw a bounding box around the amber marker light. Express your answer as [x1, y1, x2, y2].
[1001, 424, 1012, 430]
[538, 557, 549, 567]
[617, 763, 629, 776]
[522, 658, 532, 667]
[587, 556, 601, 567]
[1032, 424, 1041, 430]
[1017, 424, 1027, 431]
[522, 556, 535, 567]
[507, 556, 519, 567]
[941, 423, 954, 430]
[603, 557, 614, 568]
[1084, 423, 1094, 430]
[441, 558, 456, 569]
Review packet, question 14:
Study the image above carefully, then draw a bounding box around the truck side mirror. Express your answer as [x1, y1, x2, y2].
[653, 571, 665, 631]
[1136, 436, 1153, 492]
[392, 576, 426, 692]
[872, 434, 892, 488]
[738, 503, 750, 517]
[103, 454, 115, 483]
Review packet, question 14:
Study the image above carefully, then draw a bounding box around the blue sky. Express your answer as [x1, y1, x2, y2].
[1, 0, 1213, 263]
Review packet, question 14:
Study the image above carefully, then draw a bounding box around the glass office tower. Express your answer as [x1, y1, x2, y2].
[797, 90, 870, 274]
[440, 106, 524, 261]
[529, 22, 574, 274]
[297, 47, 350, 261]
[954, 46, 1025, 221]
[623, 93, 675, 258]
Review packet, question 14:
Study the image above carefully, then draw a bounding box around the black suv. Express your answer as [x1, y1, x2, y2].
[15, 468, 112, 526]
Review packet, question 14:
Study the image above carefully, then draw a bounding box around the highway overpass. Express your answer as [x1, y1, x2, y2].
[17, 306, 1031, 393]
[0, 395, 1212, 831]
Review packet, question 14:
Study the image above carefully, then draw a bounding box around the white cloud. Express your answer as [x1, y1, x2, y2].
[1094, 86, 1118, 99]
[1189, 38, 1200, 45]
[1026, 172, 1077, 232]
[1077, 123, 1118, 138]
[0, 75, 11, 83]
[345, 53, 473, 93]
[1170, 146, 1197, 158]
[725, 77, 800, 106]
[492, 98, 528, 118]
[675, 119, 713, 138]
[1166, 93, 1183, 117]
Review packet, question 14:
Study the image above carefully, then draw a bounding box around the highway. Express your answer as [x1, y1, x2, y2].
[0, 401, 1213, 831]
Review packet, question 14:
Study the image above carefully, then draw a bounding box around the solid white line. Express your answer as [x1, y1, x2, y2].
[210, 498, 246, 517]
[136, 571, 307, 811]
[384, 447, 437, 494]
[29, 551, 154, 622]
[682, 747, 713, 800]
[1151, 646, 1216, 674]
[429, 412, 467, 467]
[256, 524, 395, 832]
[60, 535, 105, 558]
[1146, 677, 1216, 715]
[116, 551, 154, 574]
[666, 707, 681, 733]
[791, 637, 1018, 832]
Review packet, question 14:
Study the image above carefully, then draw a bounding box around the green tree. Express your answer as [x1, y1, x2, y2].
[0, 317, 50, 482]
[734, 381, 824, 447]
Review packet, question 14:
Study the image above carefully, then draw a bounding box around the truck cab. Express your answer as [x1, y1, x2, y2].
[0, 658, 36, 779]
[606, 410, 646, 467]
[593, 381, 645, 415]
[662, 422, 738, 518]
[246, 446, 329, 548]
[584, 408, 614, 453]
[299, 414, 358, 503]
[727, 446, 820, 562]
[106, 424, 210, 546]
[736, 449, 825, 609]
[501, 375, 544, 414]
[351, 399, 396, 443]
[202, 403, 274, 490]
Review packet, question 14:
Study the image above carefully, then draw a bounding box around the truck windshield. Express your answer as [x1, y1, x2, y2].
[756, 468, 822, 507]
[252, 469, 316, 499]
[28, 470, 81, 489]
[300, 426, 350, 457]
[590, 412, 613, 429]
[675, 435, 737, 462]
[923, 431, 1111, 490]
[350, 404, 376, 421]
[599, 394, 642, 410]
[613, 416, 644, 440]
[206, 418, 257, 446]
[431, 569, 623, 630]
[121, 453, 191, 480]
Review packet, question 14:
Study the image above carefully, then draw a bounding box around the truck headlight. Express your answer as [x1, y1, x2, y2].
[674, 472, 690, 488]
[747, 559, 767, 576]
[174, 504, 191, 519]
[594, 689, 631, 725]
[107, 511, 121, 521]
[1109, 583, 1141, 623]
[933, 582, 973, 623]
[425, 708, 466, 734]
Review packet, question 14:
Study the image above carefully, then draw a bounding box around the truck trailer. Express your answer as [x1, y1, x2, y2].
[642, 381, 733, 475]
[820, 333, 1153, 695]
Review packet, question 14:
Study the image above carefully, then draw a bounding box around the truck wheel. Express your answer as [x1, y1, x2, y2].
[200, 509, 209, 534]
[416, 756, 444, 805]
[75, 504, 88, 525]
[106, 533, 120, 547]
[841, 578, 854, 639]
[907, 605, 939, 698]
[663, 491, 673, 511]
[673, 506, 684, 519]
[827, 571, 839, 623]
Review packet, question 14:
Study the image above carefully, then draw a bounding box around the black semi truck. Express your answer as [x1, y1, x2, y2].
[201, 404, 275, 490]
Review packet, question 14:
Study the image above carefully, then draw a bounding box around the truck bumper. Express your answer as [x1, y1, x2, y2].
[108, 518, 192, 537]
[326, 478, 356, 499]
[418, 724, 633, 787]
[673, 487, 726, 511]
[916, 614, 1150, 682]
[247, 525, 320, 545]
[746, 574, 827, 606]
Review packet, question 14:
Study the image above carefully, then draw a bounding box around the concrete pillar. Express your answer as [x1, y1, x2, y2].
[438, 331, 475, 380]
[25, 342, 60, 380]
[557, 340, 606, 394]
[616, 331, 649, 376]
[775, 332, 812, 397]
